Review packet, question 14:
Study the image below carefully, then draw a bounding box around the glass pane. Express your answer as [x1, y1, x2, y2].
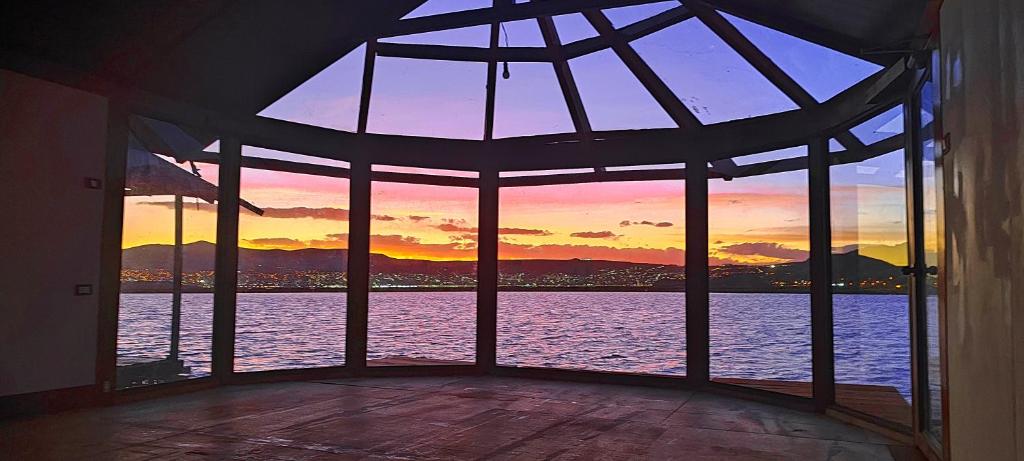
[372, 164, 479, 178]
[403, 0, 491, 19]
[831, 148, 912, 426]
[632, 19, 799, 124]
[722, 12, 882, 102]
[497, 181, 686, 376]
[500, 19, 546, 47]
[368, 58, 487, 139]
[382, 25, 490, 48]
[234, 149, 349, 372]
[118, 123, 218, 388]
[920, 69, 944, 443]
[850, 105, 904, 145]
[258, 45, 364, 132]
[709, 169, 810, 396]
[494, 62, 576, 138]
[602, 2, 679, 28]
[367, 182, 478, 366]
[553, 13, 599, 44]
[568, 49, 676, 130]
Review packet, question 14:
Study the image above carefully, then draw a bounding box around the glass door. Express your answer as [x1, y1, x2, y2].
[908, 49, 946, 456]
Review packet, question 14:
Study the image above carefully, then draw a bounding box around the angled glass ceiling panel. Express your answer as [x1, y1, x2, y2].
[731, 145, 807, 166]
[850, 105, 904, 144]
[402, 0, 491, 19]
[602, 1, 680, 28]
[381, 25, 490, 48]
[723, 12, 883, 102]
[553, 13, 599, 44]
[500, 19, 546, 47]
[372, 164, 479, 178]
[257, 45, 364, 132]
[568, 49, 675, 131]
[494, 63, 575, 138]
[367, 57, 487, 140]
[633, 19, 799, 124]
[830, 138, 845, 152]
[243, 146, 350, 169]
[501, 168, 595, 177]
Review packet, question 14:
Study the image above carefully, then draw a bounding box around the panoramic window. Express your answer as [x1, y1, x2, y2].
[831, 147, 911, 426]
[117, 118, 219, 388]
[367, 180, 478, 366]
[233, 148, 350, 372]
[497, 180, 686, 376]
[708, 167, 811, 396]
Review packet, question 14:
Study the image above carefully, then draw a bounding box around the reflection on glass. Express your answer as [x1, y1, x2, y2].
[496, 181, 686, 376]
[920, 69, 944, 443]
[367, 182, 478, 366]
[708, 169, 811, 396]
[831, 148, 912, 426]
[117, 138, 218, 388]
[233, 150, 350, 372]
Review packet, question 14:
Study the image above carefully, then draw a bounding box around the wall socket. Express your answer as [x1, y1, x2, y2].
[74, 284, 93, 296]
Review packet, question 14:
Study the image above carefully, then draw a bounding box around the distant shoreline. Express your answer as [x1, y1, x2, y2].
[119, 286, 905, 295]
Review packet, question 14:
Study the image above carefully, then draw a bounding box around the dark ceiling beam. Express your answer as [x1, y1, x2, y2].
[688, 2, 865, 151]
[536, 14, 600, 172]
[123, 56, 905, 173]
[375, 42, 551, 62]
[582, 9, 701, 130]
[379, 0, 667, 38]
[375, 5, 692, 64]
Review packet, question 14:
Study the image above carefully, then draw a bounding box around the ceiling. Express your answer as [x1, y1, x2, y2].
[0, 1, 928, 118]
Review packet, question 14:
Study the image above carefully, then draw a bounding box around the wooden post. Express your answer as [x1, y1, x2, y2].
[170, 195, 183, 361]
[685, 162, 709, 384]
[808, 137, 835, 410]
[477, 168, 499, 370]
[96, 100, 129, 393]
[212, 137, 242, 381]
[345, 158, 371, 371]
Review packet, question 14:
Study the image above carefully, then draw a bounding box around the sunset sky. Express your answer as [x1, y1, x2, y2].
[121, 3, 910, 267]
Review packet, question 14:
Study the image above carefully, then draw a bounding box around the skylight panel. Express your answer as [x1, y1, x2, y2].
[258, 45, 365, 132]
[402, 0, 492, 19]
[850, 105, 904, 144]
[499, 19, 546, 47]
[722, 12, 883, 102]
[731, 146, 807, 166]
[602, 1, 680, 29]
[568, 49, 675, 131]
[494, 63, 575, 139]
[632, 19, 799, 125]
[380, 25, 490, 48]
[367, 57, 487, 140]
[552, 13, 599, 44]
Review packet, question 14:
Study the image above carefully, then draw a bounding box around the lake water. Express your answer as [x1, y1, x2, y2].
[117, 291, 911, 399]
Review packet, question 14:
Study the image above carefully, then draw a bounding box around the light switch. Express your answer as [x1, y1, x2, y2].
[75, 284, 93, 296]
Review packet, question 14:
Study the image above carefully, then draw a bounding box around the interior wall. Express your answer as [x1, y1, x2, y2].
[0, 69, 108, 397]
[940, 0, 1024, 459]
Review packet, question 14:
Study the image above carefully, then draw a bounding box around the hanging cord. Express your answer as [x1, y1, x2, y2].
[501, 23, 511, 79]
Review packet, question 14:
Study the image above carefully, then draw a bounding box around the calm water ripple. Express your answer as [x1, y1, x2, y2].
[117, 291, 910, 399]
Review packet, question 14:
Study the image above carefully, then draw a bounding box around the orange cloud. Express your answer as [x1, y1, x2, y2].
[570, 231, 619, 239]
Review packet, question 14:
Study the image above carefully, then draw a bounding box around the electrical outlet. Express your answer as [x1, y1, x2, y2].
[75, 284, 93, 296]
[84, 177, 102, 189]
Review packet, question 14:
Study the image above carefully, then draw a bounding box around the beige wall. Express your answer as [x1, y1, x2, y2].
[0, 70, 109, 396]
[941, 0, 1024, 459]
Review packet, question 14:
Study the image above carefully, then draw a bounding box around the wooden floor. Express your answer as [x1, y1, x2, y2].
[716, 378, 913, 427]
[0, 376, 919, 460]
